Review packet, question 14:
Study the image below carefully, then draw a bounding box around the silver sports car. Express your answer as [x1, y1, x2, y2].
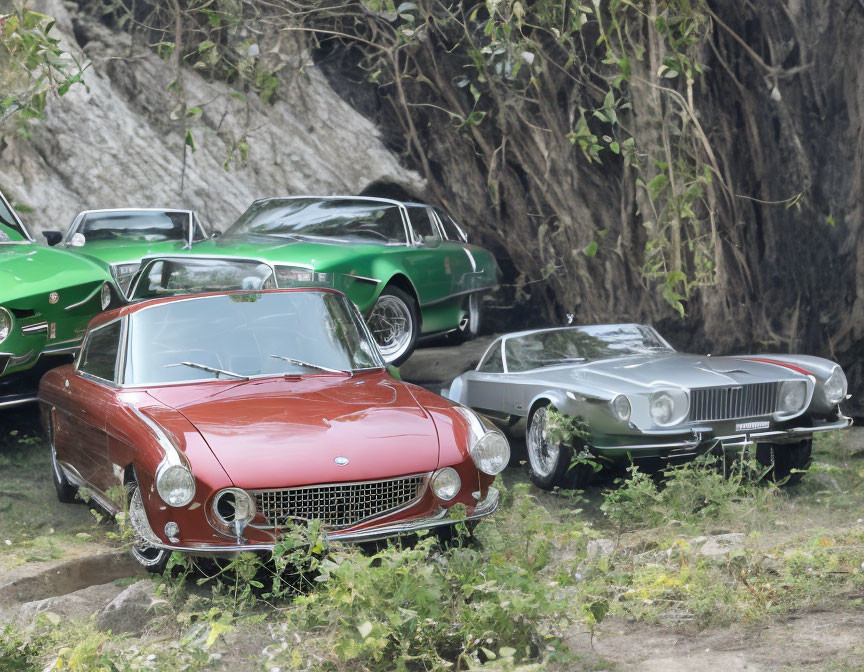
[444, 324, 851, 489]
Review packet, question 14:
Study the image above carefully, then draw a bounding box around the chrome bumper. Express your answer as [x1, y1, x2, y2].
[599, 416, 853, 453]
[140, 487, 500, 555]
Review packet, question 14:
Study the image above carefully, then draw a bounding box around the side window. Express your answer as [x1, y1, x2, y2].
[406, 206, 439, 241]
[79, 321, 122, 382]
[478, 342, 504, 373]
[192, 214, 207, 241]
[434, 209, 466, 242]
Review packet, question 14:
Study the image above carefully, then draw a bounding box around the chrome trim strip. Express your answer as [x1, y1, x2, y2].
[419, 287, 486, 308]
[128, 406, 184, 467]
[65, 208, 195, 243]
[21, 322, 48, 334]
[64, 284, 102, 311]
[0, 396, 38, 408]
[342, 273, 381, 285]
[58, 461, 120, 515]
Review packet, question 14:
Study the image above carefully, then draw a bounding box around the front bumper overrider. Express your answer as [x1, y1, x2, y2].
[594, 415, 853, 454]
[136, 487, 500, 555]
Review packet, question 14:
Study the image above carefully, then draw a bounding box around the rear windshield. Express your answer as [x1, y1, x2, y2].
[130, 259, 276, 300]
[225, 198, 407, 245]
[78, 211, 190, 243]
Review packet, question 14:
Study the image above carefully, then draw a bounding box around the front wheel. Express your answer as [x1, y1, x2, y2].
[756, 439, 812, 485]
[449, 293, 483, 345]
[526, 405, 594, 491]
[128, 484, 169, 574]
[367, 287, 420, 366]
[48, 418, 78, 504]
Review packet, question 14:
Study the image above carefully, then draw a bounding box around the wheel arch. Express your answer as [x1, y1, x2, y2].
[373, 273, 423, 328]
[527, 390, 570, 421]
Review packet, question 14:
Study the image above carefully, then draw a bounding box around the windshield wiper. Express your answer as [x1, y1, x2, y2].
[269, 354, 350, 376]
[164, 361, 250, 380]
[283, 232, 349, 244]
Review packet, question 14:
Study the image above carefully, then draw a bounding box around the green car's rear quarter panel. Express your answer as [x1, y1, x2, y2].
[1, 245, 112, 377]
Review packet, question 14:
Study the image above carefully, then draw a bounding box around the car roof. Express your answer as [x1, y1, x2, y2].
[75, 208, 194, 217]
[89, 287, 345, 330]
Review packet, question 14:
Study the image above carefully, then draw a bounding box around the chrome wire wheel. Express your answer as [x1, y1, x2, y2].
[466, 293, 481, 336]
[129, 485, 168, 570]
[368, 294, 415, 363]
[527, 407, 559, 479]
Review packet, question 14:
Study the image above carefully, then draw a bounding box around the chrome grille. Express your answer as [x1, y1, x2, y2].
[690, 382, 780, 422]
[254, 475, 426, 530]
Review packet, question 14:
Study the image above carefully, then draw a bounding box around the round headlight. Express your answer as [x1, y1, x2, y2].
[431, 467, 461, 501]
[155, 463, 195, 507]
[824, 367, 847, 406]
[213, 488, 256, 525]
[649, 392, 675, 425]
[778, 380, 807, 415]
[100, 283, 112, 310]
[0, 307, 12, 345]
[611, 394, 631, 422]
[471, 431, 510, 475]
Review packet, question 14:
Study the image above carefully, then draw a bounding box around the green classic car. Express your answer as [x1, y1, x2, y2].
[160, 196, 499, 364]
[43, 208, 211, 294]
[0, 192, 120, 408]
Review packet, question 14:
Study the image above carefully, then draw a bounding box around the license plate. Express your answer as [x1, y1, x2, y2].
[735, 420, 769, 431]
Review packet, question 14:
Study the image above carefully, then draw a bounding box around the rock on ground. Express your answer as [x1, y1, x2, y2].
[16, 581, 127, 626]
[94, 579, 166, 636]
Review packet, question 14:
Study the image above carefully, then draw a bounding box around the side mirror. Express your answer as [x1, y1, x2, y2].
[423, 235, 441, 248]
[43, 231, 63, 246]
[69, 232, 86, 247]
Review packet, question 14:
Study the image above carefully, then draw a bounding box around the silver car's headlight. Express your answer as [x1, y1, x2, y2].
[0, 307, 12, 345]
[274, 265, 332, 288]
[455, 407, 511, 475]
[100, 283, 112, 310]
[649, 389, 689, 426]
[824, 367, 847, 405]
[611, 394, 631, 422]
[110, 263, 141, 294]
[778, 380, 808, 415]
[155, 462, 196, 507]
[431, 467, 461, 501]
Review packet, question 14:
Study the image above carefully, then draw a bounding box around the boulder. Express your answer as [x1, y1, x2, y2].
[94, 580, 165, 636]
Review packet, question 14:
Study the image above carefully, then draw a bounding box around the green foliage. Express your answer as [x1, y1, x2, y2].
[601, 453, 777, 532]
[0, 3, 86, 136]
[0, 623, 44, 671]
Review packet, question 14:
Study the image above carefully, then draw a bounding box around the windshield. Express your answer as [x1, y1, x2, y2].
[505, 325, 673, 372]
[0, 195, 27, 243]
[77, 211, 190, 243]
[225, 198, 407, 245]
[130, 258, 277, 301]
[124, 291, 383, 385]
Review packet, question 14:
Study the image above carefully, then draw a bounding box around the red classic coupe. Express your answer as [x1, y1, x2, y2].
[39, 289, 507, 571]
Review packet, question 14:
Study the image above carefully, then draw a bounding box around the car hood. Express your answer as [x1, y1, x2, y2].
[532, 352, 808, 396]
[0, 244, 110, 302]
[76, 239, 189, 265]
[187, 234, 390, 271]
[145, 373, 440, 489]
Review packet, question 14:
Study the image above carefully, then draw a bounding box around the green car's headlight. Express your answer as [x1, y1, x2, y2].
[0, 307, 12, 345]
[110, 263, 141, 294]
[100, 283, 112, 310]
[274, 265, 332, 288]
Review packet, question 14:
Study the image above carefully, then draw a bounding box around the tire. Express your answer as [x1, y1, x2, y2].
[367, 286, 420, 366]
[127, 483, 170, 574]
[526, 404, 594, 490]
[756, 439, 812, 485]
[449, 293, 482, 345]
[48, 417, 78, 504]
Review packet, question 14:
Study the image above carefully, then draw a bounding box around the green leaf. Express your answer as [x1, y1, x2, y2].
[186, 106, 202, 117]
[184, 129, 196, 152]
[357, 620, 373, 639]
[584, 241, 598, 257]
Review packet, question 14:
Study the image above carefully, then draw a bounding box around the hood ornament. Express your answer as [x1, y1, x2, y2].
[334, 456, 349, 466]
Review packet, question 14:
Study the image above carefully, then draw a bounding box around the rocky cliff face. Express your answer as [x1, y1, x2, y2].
[0, 0, 422, 235]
